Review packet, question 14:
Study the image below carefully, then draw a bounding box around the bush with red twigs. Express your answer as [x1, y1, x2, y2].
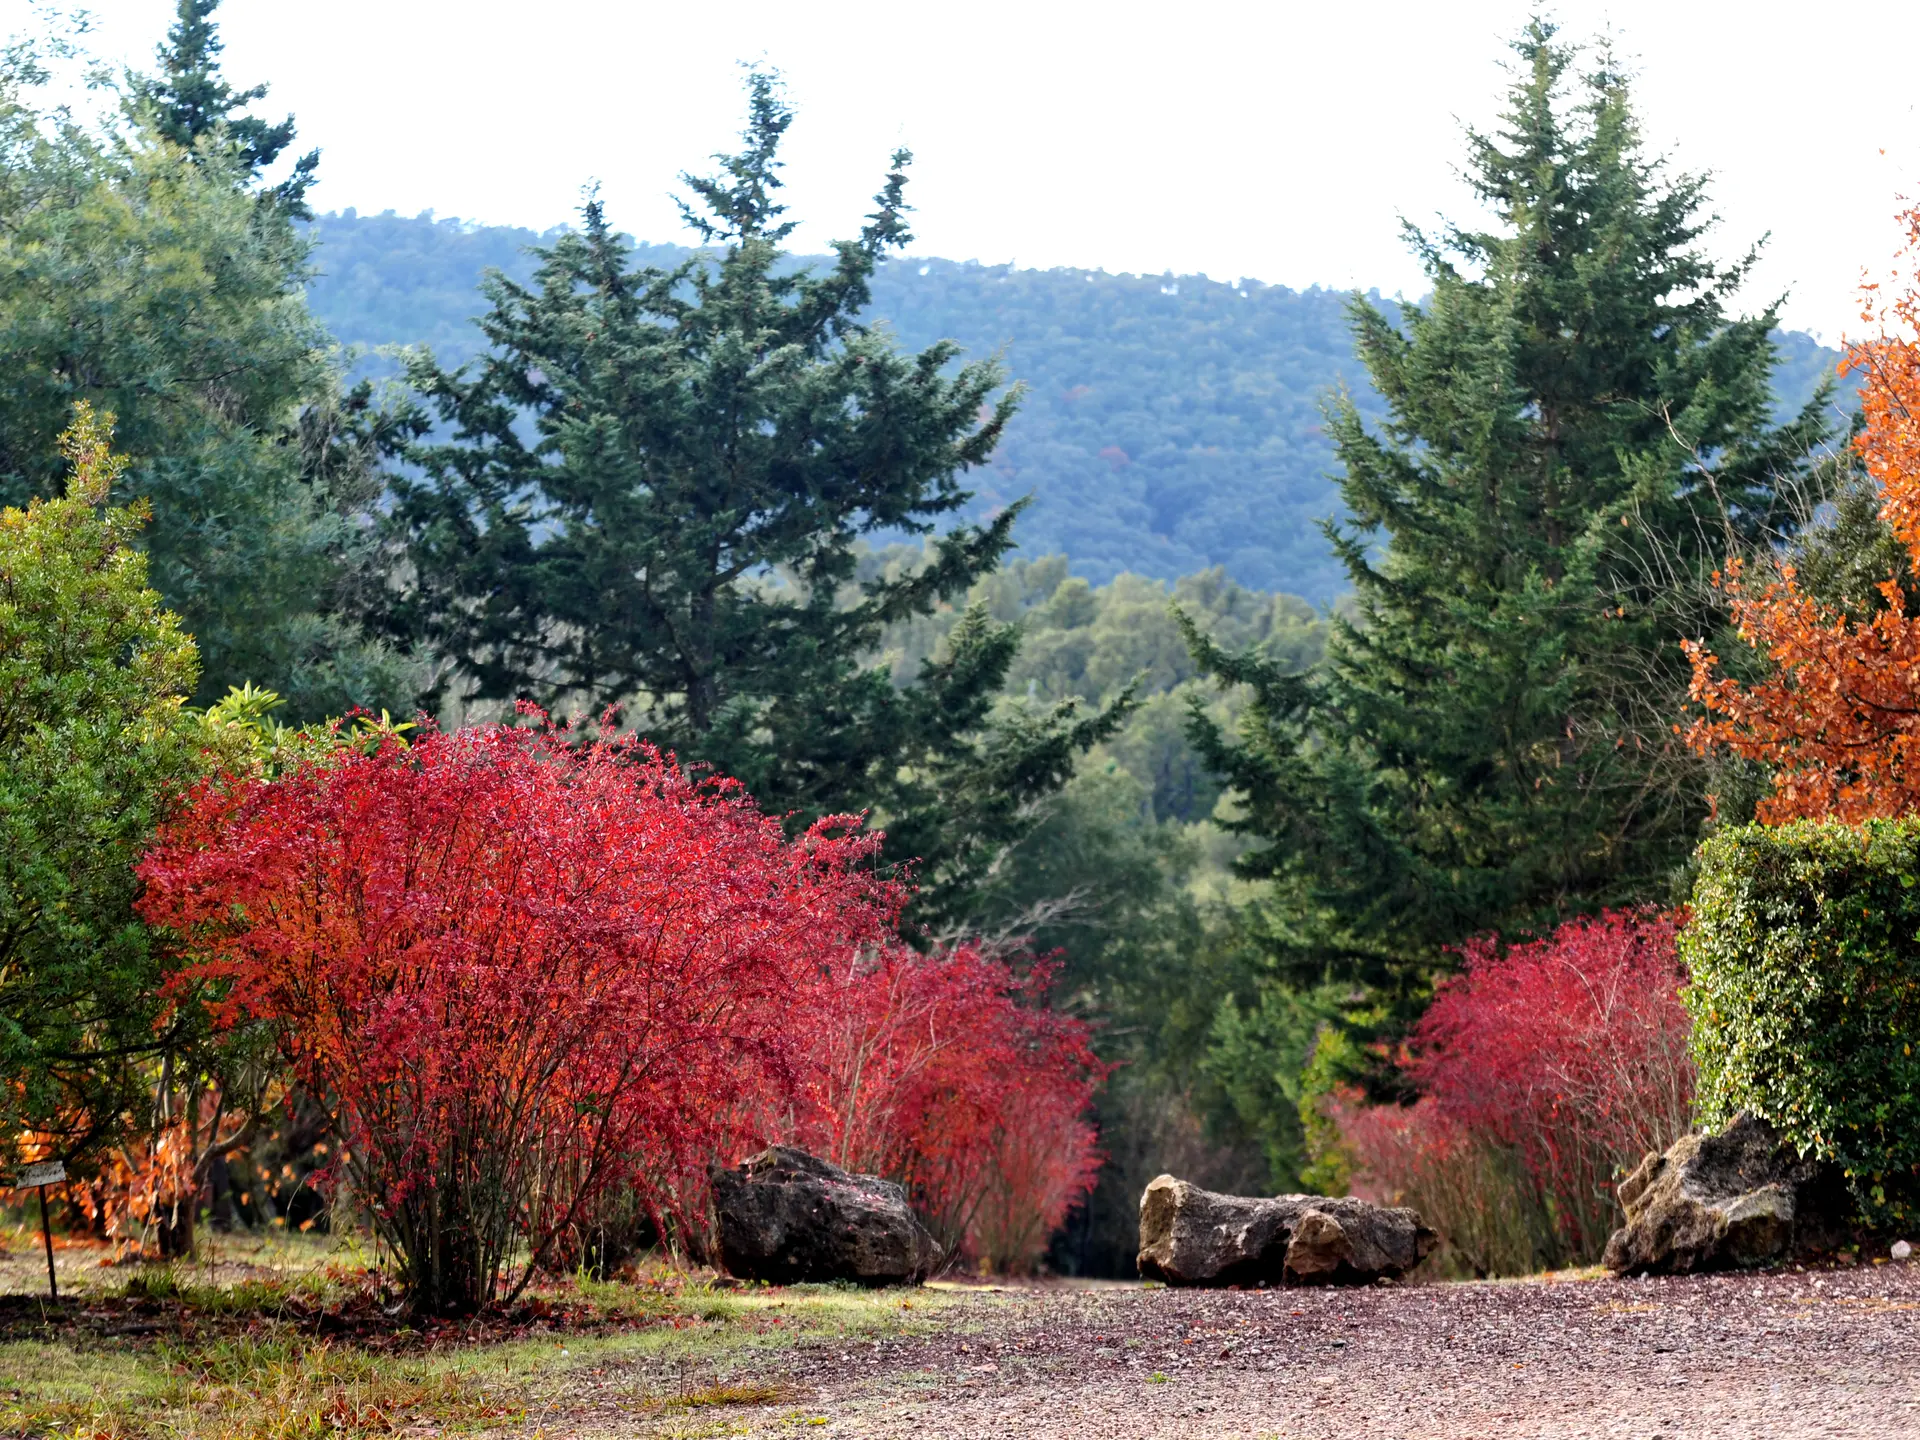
[138, 714, 1106, 1307]
[796, 943, 1105, 1274]
[138, 716, 898, 1314]
[1333, 909, 1694, 1274]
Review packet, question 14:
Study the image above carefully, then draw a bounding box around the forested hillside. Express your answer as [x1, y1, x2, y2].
[305, 210, 1854, 603]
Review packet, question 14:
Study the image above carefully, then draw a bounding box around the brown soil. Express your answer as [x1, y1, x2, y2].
[593, 1257, 1920, 1439]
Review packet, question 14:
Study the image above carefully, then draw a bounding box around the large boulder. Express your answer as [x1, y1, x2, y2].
[1603, 1113, 1852, 1275]
[1137, 1174, 1436, 1286]
[711, 1146, 940, 1286]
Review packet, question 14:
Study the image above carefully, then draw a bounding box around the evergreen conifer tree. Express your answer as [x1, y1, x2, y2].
[386, 75, 1125, 902]
[131, 0, 317, 213]
[1184, 24, 1834, 989]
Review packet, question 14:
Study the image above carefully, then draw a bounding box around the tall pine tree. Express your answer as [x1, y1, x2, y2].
[131, 0, 318, 214]
[385, 74, 1124, 907]
[1185, 24, 1834, 990]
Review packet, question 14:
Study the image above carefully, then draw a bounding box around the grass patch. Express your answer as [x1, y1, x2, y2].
[166, 1336, 519, 1439]
[0, 1340, 161, 1432]
[0, 1251, 964, 1438]
[1, 1333, 521, 1439]
[666, 1378, 799, 1409]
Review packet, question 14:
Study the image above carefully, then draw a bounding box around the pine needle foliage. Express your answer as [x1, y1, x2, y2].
[129, 0, 318, 215]
[384, 74, 1126, 892]
[1183, 23, 1835, 990]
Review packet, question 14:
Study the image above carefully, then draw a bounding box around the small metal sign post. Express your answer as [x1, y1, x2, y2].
[16, 1161, 65, 1300]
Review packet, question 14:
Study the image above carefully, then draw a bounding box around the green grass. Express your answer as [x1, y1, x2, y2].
[0, 1254, 962, 1438]
[0, 1333, 520, 1439]
[0, 1340, 161, 1429]
[665, 1379, 799, 1410]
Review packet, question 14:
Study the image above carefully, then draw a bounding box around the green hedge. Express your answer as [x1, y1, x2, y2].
[1684, 820, 1920, 1225]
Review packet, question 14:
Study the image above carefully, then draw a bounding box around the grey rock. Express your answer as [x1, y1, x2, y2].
[711, 1145, 940, 1286]
[1136, 1174, 1437, 1286]
[1602, 1112, 1851, 1275]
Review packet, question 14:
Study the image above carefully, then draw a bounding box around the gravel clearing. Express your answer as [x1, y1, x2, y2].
[606, 1257, 1919, 1438]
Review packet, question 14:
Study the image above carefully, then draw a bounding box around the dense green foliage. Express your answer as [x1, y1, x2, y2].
[309, 212, 1386, 601]
[0, 0, 1888, 1284]
[130, 0, 316, 214]
[866, 555, 1332, 1270]
[304, 221, 1848, 608]
[876, 553, 1325, 827]
[1685, 821, 1920, 1225]
[0, 36, 411, 717]
[0, 407, 205, 1143]
[381, 77, 1124, 913]
[1185, 25, 1837, 995]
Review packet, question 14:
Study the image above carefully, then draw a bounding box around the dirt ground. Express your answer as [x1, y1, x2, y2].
[0, 1229, 1913, 1438]
[586, 1257, 1920, 1440]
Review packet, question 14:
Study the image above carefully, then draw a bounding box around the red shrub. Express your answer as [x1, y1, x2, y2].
[795, 944, 1105, 1274]
[137, 716, 897, 1313]
[1337, 909, 1693, 1270]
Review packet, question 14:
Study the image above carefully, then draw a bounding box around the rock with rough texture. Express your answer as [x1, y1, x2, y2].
[1136, 1174, 1437, 1286]
[711, 1146, 940, 1286]
[1603, 1113, 1851, 1276]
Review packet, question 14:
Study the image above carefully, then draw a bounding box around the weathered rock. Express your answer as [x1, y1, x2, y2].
[1136, 1174, 1437, 1286]
[1603, 1113, 1852, 1275]
[711, 1146, 940, 1286]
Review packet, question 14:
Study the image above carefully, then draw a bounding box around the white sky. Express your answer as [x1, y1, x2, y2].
[20, 0, 1920, 341]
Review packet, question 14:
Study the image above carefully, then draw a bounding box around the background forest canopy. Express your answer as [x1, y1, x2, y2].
[306, 214, 1851, 604]
[0, 0, 1899, 1292]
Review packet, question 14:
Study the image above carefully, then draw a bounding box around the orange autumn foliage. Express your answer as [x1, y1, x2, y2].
[1686, 203, 1920, 821]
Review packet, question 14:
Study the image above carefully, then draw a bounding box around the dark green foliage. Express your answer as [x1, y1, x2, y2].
[303, 211, 1849, 605]
[0, 35, 414, 718]
[1201, 982, 1347, 1191]
[382, 77, 1123, 905]
[130, 0, 317, 214]
[310, 211, 1388, 600]
[863, 556, 1329, 1270]
[1786, 450, 1912, 622]
[0, 409, 205, 1149]
[1185, 24, 1837, 992]
[902, 562, 1335, 1268]
[1684, 821, 1920, 1225]
[878, 553, 1327, 825]
[872, 608, 1133, 936]
[873, 553, 1324, 990]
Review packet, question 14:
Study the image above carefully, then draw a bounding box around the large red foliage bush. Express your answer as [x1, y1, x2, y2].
[138, 718, 897, 1313]
[1336, 909, 1694, 1273]
[139, 716, 1106, 1307]
[796, 945, 1105, 1274]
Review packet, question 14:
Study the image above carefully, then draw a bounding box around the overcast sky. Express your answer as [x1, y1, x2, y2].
[26, 0, 1920, 340]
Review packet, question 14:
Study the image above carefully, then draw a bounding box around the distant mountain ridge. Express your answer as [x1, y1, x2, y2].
[305, 210, 1854, 603]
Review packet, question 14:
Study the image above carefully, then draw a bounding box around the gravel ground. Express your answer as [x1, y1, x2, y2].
[608, 1258, 1920, 1439]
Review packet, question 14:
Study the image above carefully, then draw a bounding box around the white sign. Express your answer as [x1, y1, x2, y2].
[15, 1161, 64, 1189]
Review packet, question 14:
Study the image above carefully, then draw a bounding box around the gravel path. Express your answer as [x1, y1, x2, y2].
[623, 1258, 1920, 1438]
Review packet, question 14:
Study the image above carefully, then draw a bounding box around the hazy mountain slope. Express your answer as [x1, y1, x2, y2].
[305, 210, 1853, 603]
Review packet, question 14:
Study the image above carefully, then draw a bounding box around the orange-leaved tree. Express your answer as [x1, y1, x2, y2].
[1686, 203, 1920, 820]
